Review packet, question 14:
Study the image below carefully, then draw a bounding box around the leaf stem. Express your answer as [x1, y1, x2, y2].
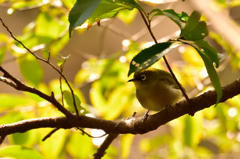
[138, 9, 190, 102]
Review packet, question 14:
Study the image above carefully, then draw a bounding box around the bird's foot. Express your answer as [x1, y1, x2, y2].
[143, 110, 149, 123]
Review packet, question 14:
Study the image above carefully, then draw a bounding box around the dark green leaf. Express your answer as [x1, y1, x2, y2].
[18, 55, 43, 87]
[180, 11, 208, 41]
[194, 40, 219, 67]
[0, 146, 44, 159]
[68, 0, 101, 37]
[194, 46, 222, 104]
[63, 90, 84, 114]
[11, 132, 29, 145]
[128, 42, 180, 76]
[150, 9, 188, 29]
[88, 0, 143, 28]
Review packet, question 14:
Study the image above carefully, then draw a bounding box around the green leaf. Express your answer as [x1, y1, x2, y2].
[104, 85, 134, 120]
[193, 46, 222, 104]
[67, 133, 94, 159]
[0, 145, 44, 159]
[121, 134, 134, 158]
[39, 129, 67, 158]
[128, 42, 180, 76]
[56, 54, 70, 67]
[68, 0, 101, 37]
[183, 115, 192, 146]
[180, 11, 208, 41]
[150, 9, 188, 29]
[194, 40, 219, 67]
[11, 132, 29, 145]
[63, 90, 84, 114]
[49, 34, 69, 56]
[90, 81, 107, 114]
[0, 46, 7, 64]
[88, 0, 142, 28]
[18, 54, 43, 87]
[12, 1, 39, 10]
[36, 12, 65, 39]
[117, 8, 138, 24]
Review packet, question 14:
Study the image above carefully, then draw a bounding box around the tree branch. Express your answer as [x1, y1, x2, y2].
[0, 78, 239, 136]
[0, 17, 79, 116]
[0, 66, 73, 118]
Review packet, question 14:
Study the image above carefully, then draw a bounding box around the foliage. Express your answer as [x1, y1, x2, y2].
[0, 0, 240, 159]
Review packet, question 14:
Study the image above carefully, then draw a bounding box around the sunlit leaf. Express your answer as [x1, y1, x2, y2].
[56, 54, 70, 67]
[49, 34, 69, 56]
[121, 134, 134, 159]
[0, 94, 34, 110]
[117, 8, 138, 24]
[68, 0, 143, 35]
[180, 11, 208, 41]
[88, 0, 143, 28]
[0, 112, 24, 125]
[63, 90, 84, 114]
[90, 81, 107, 115]
[36, 12, 65, 39]
[68, 0, 101, 37]
[0, 145, 44, 159]
[104, 85, 134, 120]
[12, 1, 39, 9]
[39, 129, 67, 158]
[18, 54, 43, 87]
[128, 42, 180, 76]
[67, 133, 94, 158]
[0, 46, 6, 63]
[150, 9, 188, 29]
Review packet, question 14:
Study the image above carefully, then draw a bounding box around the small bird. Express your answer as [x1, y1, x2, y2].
[128, 67, 182, 112]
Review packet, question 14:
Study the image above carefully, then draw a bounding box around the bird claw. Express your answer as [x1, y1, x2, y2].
[142, 110, 150, 125]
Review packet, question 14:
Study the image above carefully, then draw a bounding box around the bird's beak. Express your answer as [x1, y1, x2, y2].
[127, 78, 139, 82]
[128, 78, 135, 82]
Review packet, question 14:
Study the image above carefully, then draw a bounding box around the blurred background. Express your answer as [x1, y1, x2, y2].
[0, 0, 240, 158]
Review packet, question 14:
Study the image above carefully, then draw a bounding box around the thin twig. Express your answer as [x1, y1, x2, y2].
[0, 135, 6, 145]
[42, 127, 60, 141]
[77, 128, 107, 138]
[93, 111, 137, 159]
[0, 66, 73, 118]
[138, 9, 190, 102]
[93, 133, 118, 159]
[0, 18, 79, 117]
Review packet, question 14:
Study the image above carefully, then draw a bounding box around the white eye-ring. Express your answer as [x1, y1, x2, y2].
[141, 74, 146, 80]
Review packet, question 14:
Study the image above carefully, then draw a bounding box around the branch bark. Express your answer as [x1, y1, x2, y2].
[0, 78, 239, 137]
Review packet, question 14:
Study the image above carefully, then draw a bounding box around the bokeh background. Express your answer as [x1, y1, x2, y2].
[0, 0, 240, 158]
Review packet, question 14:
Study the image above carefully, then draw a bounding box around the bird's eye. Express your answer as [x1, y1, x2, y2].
[141, 75, 146, 80]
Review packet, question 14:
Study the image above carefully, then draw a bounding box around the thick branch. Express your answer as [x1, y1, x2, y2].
[0, 78, 239, 136]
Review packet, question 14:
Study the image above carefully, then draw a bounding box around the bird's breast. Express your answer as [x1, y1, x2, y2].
[136, 83, 182, 111]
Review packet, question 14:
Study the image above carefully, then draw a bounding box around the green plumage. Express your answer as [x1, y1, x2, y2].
[128, 67, 182, 111]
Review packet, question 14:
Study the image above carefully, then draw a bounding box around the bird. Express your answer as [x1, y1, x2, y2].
[128, 67, 182, 113]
